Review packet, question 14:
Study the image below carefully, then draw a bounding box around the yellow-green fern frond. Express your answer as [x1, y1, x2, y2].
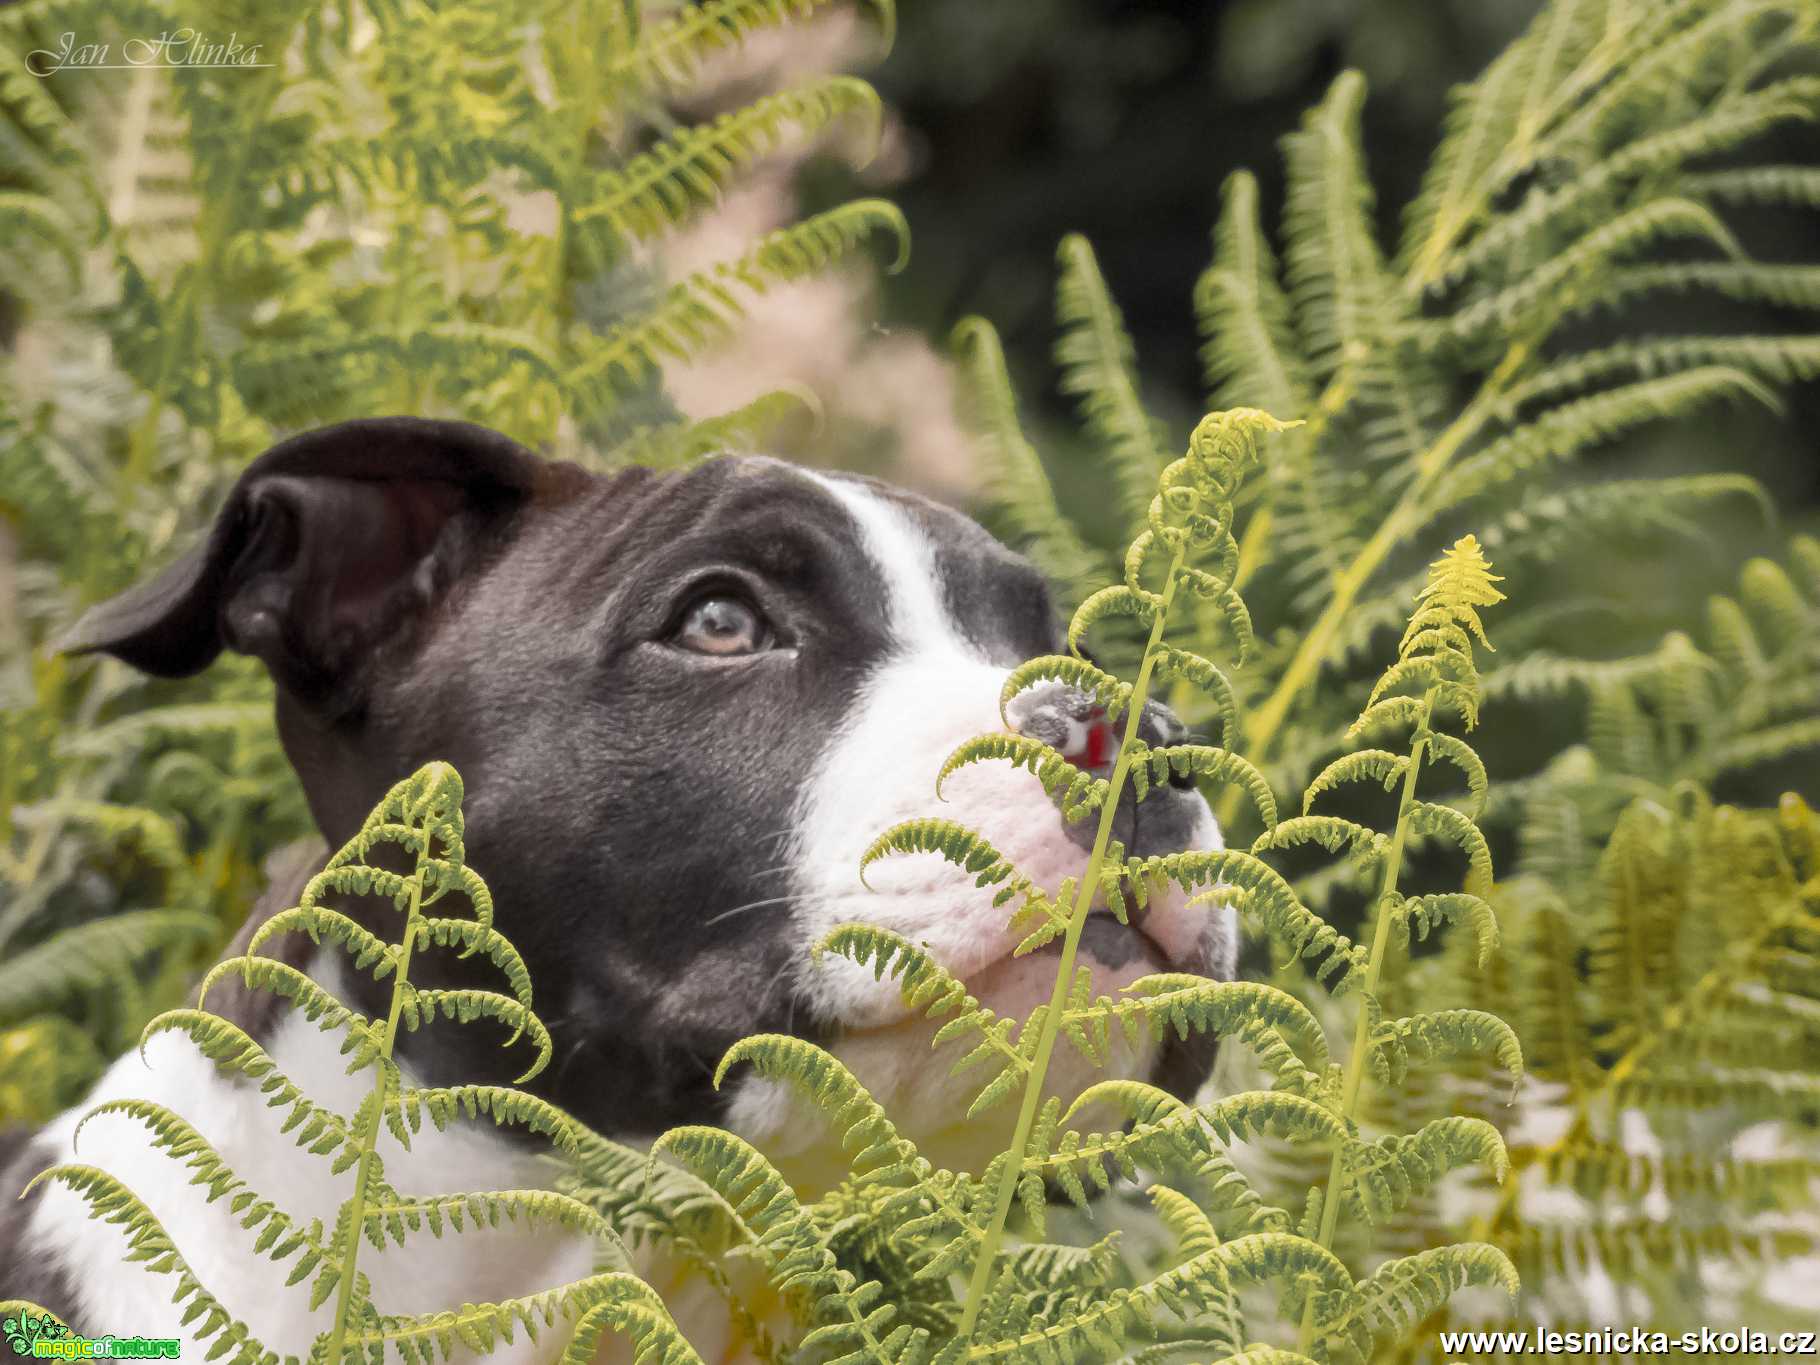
[714, 1034, 926, 1188]
[1064, 976, 1329, 1079]
[1126, 745, 1278, 829]
[857, 820, 1066, 949]
[998, 656, 1134, 727]
[1320, 1243, 1517, 1361]
[1369, 1008, 1523, 1090]
[1197, 171, 1313, 421]
[558, 1277, 708, 1365]
[937, 734, 1109, 823]
[67, 1101, 348, 1294]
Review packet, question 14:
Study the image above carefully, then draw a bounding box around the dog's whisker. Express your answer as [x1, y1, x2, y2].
[704, 894, 797, 929]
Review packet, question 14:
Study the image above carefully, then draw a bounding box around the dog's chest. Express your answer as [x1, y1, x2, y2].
[23, 1000, 597, 1364]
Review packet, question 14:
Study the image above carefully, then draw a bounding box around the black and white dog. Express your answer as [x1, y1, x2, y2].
[0, 418, 1232, 1359]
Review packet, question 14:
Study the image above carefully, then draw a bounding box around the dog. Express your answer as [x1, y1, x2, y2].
[0, 417, 1233, 1360]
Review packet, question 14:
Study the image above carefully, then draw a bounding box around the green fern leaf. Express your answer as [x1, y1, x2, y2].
[953, 318, 1104, 609]
[1054, 233, 1170, 534]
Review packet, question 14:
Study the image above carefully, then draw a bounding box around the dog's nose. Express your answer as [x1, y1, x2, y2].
[1005, 684, 1206, 854]
[1007, 683, 1192, 775]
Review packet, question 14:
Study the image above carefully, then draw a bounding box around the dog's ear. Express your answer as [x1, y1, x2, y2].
[57, 417, 550, 703]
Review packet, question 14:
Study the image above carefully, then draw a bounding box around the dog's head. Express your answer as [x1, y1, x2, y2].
[64, 418, 1232, 1158]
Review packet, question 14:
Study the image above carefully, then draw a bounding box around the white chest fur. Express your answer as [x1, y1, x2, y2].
[24, 966, 600, 1364]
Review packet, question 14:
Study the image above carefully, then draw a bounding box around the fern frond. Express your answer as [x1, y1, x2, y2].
[362, 1188, 627, 1257]
[137, 1010, 370, 1167]
[1497, 335, 1820, 415]
[1342, 1116, 1510, 1224]
[609, 0, 895, 95]
[1405, 803, 1496, 896]
[397, 987, 553, 1082]
[1301, 751, 1408, 814]
[574, 76, 881, 248]
[194, 957, 375, 1062]
[1370, 1008, 1523, 1089]
[1152, 646, 1245, 751]
[1394, 893, 1501, 966]
[1432, 82, 1820, 294]
[999, 655, 1134, 727]
[1251, 815, 1388, 866]
[558, 1275, 709, 1365]
[68, 1100, 345, 1292]
[1131, 850, 1366, 990]
[1054, 233, 1169, 534]
[0, 911, 215, 1022]
[1127, 745, 1278, 829]
[1569, 260, 1820, 315]
[1149, 1185, 1220, 1261]
[1053, 1084, 1350, 1174]
[1214, 1232, 1353, 1299]
[1197, 170, 1313, 419]
[856, 820, 1068, 963]
[714, 1034, 927, 1187]
[968, 1238, 1238, 1362]
[597, 388, 822, 470]
[568, 200, 909, 409]
[390, 1084, 584, 1156]
[1426, 367, 1781, 516]
[654, 1126, 920, 1357]
[1282, 70, 1396, 381]
[21, 1165, 288, 1363]
[952, 318, 1103, 608]
[1397, 0, 1568, 280]
[1322, 1243, 1518, 1360]
[1063, 976, 1329, 1081]
[938, 734, 1108, 823]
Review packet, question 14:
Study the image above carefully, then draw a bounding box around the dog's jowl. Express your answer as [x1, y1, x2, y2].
[1, 418, 1232, 1359]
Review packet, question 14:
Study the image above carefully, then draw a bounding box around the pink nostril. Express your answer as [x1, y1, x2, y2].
[1066, 711, 1117, 769]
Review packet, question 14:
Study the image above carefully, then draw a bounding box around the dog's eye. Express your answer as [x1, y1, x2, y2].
[673, 595, 769, 656]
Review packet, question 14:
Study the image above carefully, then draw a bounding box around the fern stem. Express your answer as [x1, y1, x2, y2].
[1297, 686, 1435, 1354]
[322, 828, 431, 1365]
[955, 526, 1191, 1345]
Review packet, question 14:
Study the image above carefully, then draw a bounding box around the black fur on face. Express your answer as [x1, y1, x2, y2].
[62, 419, 1229, 1139]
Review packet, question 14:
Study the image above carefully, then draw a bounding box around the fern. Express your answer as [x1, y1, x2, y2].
[0, 910, 216, 1022]
[24, 765, 671, 1364]
[954, 0, 1820, 843]
[608, 0, 895, 97]
[933, 15, 1820, 1329]
[567, 198, 909, 410]
[574, 77, 882, 251]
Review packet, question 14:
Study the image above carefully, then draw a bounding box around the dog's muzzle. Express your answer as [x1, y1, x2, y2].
[1006, 683, 1207, 859]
